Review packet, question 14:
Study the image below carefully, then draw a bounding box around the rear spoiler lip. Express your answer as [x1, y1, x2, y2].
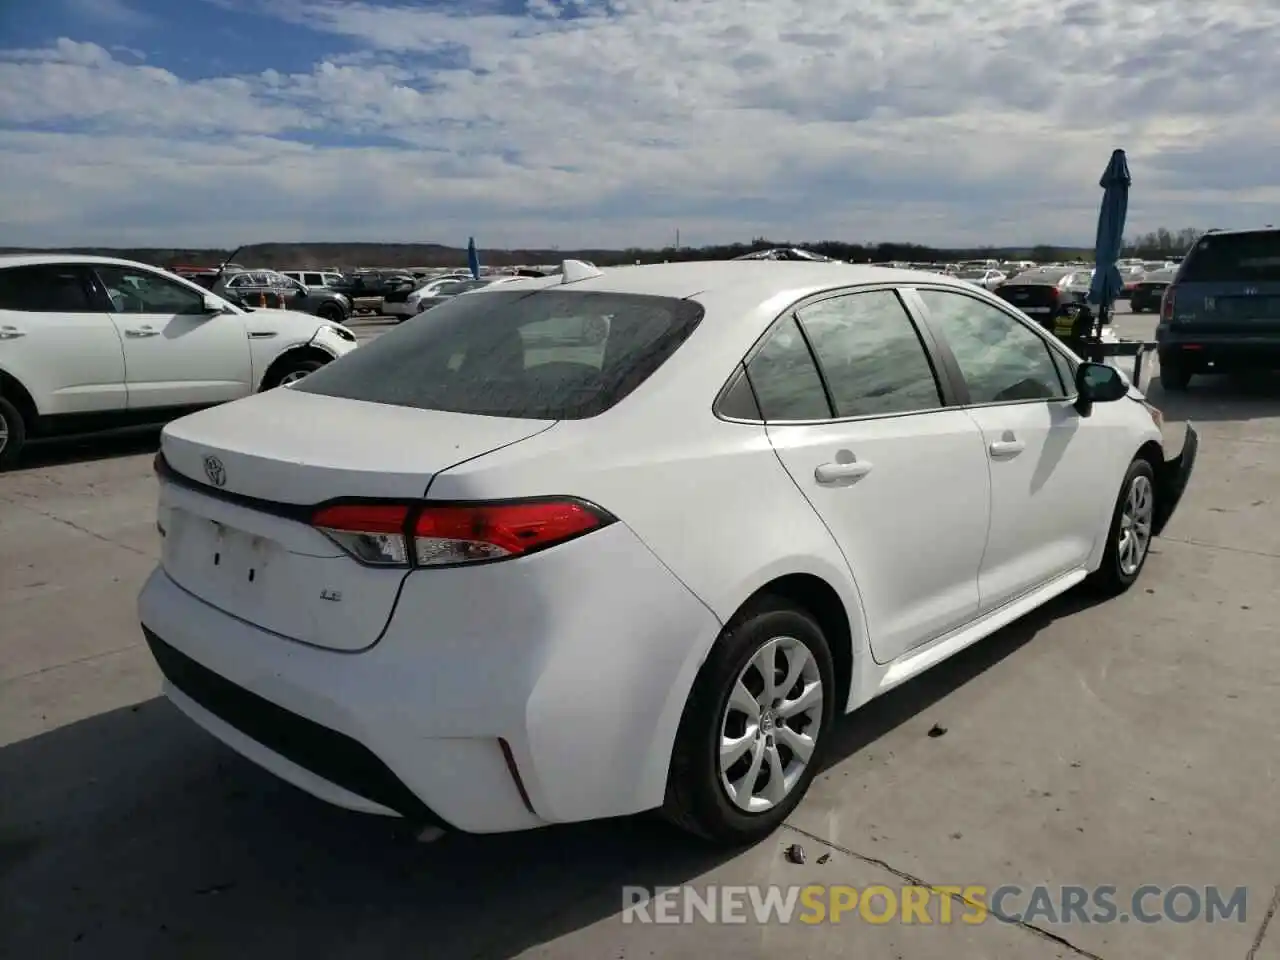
[153, 452, 616, 531]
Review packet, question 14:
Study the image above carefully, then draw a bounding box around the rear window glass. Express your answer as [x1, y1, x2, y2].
[292, 289, 704, 419]
[1179, 232, 1280, 282]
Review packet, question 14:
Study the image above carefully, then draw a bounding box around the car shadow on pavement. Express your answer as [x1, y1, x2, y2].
[816, 585, 1109, 772]
[0, 586, 1113, 959]
[1143, 370, 1280, 424]
[10, 427, 161, 472]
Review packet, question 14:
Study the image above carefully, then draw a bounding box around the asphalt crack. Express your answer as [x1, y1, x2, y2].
[0, 492, 151, 557]
[782, 823, 1108, 960]
[1161, 536, 1280, 560]
[1246, 884, 1280, 960]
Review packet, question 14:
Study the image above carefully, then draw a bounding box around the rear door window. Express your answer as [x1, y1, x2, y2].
[293, 289, 704, 419]
[1179, 231, 1280, 282]
[795, 290, 942, 418]
[745, 316, 832, 421]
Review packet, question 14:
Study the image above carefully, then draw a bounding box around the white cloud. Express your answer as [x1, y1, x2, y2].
[2, 0, 1280, 248]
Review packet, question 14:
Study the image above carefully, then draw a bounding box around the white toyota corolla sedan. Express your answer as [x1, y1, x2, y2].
[138, 260, 1197, 844]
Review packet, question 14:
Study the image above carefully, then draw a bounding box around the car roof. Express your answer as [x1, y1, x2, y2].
[489, 260, 964, 315]
[0, 253, 177, 271]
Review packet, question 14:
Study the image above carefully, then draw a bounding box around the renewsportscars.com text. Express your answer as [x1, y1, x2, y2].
[621, 884, 1249, 926]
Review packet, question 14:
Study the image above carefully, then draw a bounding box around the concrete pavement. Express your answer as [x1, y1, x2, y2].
[3, 308, 1279, 959]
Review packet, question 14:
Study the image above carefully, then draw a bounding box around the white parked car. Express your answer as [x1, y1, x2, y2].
[0, 255, 358, 469]
[280, 269, 345, 289]
[138, 260, 1197, 844]
[955, 267, 1007, 290]
[383, 274, 526, 319]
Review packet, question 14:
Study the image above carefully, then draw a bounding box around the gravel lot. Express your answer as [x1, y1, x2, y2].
[3, 305, 1279, 959]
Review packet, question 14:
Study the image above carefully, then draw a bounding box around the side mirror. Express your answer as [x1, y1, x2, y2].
[1074, 361, 1126, 416]
[201, 294, 225, 313]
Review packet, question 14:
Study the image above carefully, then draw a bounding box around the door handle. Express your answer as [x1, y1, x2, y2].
[815, 460, 873, 484]
[125, 327, 160, 338]
[0, 325, 25, 339]
[989, 439, 1025, 458]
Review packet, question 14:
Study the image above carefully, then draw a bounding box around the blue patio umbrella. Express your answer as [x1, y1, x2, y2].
[467, 236, 480, 280]
[1086, 149, 1131, 340]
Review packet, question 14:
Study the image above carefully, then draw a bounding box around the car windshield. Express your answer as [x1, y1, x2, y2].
[293, 289, 705, 419]
[956, 269, 987, 279]
[1179, 231, 1280, 282]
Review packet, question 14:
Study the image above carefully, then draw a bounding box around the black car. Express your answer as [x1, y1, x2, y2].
[1156, 227, 1280, 390]
[1129, 269, 1174, 313]
[211, 270, 352, 324]
[993, 268, 1088, 338]
[330, 271, 417, 299]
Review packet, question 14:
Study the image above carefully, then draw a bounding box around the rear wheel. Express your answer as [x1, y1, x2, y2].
[317, 303, 345, 324]
[1088, 457, 1157, 596]
[662, 597, 835, 844]
[1158, 351, 1192, 391]
[0, 394, 28, 471]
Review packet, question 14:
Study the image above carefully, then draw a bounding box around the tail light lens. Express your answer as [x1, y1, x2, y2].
[1048, 286, 1060, 302]
[312, 499, 613, 568]
[1161, 286, 1175, 322]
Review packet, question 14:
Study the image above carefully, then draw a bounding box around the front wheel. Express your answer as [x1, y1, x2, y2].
[1088, 457, 1157, 596]
[662, 597, 835, 844]
[265, 358, 325, 389]
[0, 394, 28, 471]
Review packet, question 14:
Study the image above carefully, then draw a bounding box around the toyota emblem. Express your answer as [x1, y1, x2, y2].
[203, 455, 227, 487]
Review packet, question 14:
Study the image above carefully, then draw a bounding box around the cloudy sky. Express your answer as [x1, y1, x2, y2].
[1, 0, 1277, 250]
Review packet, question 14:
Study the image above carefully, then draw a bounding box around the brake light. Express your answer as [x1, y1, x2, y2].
[311, 499, 611, 568]
[1161, 286, 1175, 322]
[1047, 286, 1060, 302]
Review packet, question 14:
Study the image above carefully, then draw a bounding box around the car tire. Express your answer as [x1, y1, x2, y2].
[0, 393, 27, 471]
[317, 303, 346, 324]
[662, 596, 836, 845]
[1158, 352, 1192, 391]
[264, 358, 326, 389]
[1088, 457, 1157, 596]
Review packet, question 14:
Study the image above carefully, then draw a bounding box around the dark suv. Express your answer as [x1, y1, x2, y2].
[1156, 228, 1280, 390]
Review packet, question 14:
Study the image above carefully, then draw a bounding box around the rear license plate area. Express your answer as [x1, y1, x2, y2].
[165, 507, 280, 601]
[1023, 306, 1051, 314]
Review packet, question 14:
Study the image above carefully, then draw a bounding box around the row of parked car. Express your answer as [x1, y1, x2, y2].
[171, 264, 561, 324]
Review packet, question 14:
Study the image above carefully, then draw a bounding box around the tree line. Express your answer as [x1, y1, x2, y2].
[0, 227, 1206, 270]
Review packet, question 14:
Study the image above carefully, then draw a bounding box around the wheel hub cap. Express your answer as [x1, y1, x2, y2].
[1118, 474, 1154, 576]
[718, 636, 824, 814]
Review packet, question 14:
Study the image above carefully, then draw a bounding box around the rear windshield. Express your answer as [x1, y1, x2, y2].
[293, 289, 705, 419]
[1179, 231, 1280, 282]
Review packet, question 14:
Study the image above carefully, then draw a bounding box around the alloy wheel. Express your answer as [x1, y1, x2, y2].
[718, 636, 824, 814]
[1118, 473, 1154, 575]
[278, 369, 310, 386]
[0, 409, 8, 454]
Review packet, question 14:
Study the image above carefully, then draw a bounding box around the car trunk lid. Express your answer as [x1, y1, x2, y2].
[995, 282, 1062, 316]
[157, 388, 554, 651]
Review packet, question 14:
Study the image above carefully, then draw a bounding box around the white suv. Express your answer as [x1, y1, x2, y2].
[280, 270, 344, 288]
[0, 255, 358, 469]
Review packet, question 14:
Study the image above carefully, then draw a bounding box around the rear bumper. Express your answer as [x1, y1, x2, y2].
[380, 300, 417, 317]
[137, 522, 723, 834]
[1157, 328, 1280, 370]
[1154, 422, 1198, 537]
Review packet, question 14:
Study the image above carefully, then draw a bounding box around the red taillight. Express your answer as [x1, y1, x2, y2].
[311, 499, 610, 568]
[1048, 286, 1060, 302]
[1160, 286, 1175, 321]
